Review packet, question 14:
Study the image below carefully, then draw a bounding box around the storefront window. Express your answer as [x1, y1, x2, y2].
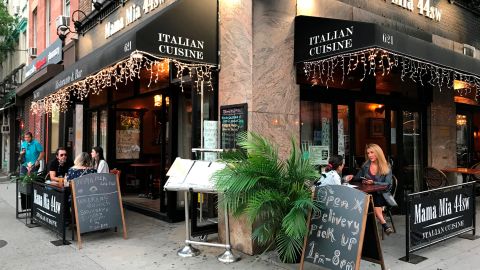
[90, 112, 97, 149]
[100, 110, 108, 160]
[337, 105, 349, 158]
[300, 101, 332, 164]
[50, 106, 60, 154]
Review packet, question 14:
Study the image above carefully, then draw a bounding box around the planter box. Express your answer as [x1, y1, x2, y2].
[18, 182, 32, 195]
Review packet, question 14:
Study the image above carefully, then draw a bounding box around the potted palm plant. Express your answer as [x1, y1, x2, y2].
[214, 132, 322, 263]
[12, 163, 45, 195]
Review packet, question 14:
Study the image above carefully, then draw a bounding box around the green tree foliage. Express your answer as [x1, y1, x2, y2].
[214, 132, 322, 263]
[0, 3, 18, 62]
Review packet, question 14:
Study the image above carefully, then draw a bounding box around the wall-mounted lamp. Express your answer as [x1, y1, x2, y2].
[154, 94, 162, 107]
[72, 10, 88, 33]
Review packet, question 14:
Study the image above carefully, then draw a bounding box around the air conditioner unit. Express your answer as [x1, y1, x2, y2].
[55, 15, 70, 29]
[464, 44, 476, 57]
[1, 125, 9, 134]
[13, 5, 21, 15]
[28, 47, 37, 58]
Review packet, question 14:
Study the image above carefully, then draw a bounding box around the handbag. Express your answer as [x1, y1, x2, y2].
[382, 191, 398, 207]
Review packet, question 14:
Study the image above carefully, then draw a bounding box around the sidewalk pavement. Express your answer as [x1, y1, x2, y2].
[1, 181, 480, 270]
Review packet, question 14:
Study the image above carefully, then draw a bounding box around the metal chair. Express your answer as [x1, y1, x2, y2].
[424, 167, 448, 189]
[382, 175, 397, 240]
[470, 162, 480, 183]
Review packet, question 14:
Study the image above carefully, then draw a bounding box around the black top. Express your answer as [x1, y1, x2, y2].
[48, 158, 73, 178]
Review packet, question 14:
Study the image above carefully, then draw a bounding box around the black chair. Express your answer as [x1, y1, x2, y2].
[382, 175, 398, 240]
[470, 162, 480, 183]
[424, 167, 448, 190]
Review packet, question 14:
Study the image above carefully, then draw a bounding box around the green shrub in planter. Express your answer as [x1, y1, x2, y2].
[214, 132, 322, 263]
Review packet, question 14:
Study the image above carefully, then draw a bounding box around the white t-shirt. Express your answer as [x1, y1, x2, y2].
[97, 160, 110, 173]
[319, 170, 342, 186]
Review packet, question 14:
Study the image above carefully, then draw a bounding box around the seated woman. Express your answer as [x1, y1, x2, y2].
[65, 152, 97, 182]
[318, 155, 352, 186]
[353, 143, 394, 235]
[91, 146, 109, 173]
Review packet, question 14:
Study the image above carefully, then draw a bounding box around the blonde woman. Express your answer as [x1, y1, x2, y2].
[66, 152, 97, 181]
[354, 144, 394, 235]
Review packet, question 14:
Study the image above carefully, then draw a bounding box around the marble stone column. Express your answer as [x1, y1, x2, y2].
[217, 0, 299, 255]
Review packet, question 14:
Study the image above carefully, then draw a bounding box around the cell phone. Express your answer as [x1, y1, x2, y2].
[360, 176, 368, 180]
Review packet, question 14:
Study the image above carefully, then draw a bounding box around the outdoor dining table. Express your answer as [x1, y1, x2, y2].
[350, 182, 388, 193]
[441, 167, 480, 183]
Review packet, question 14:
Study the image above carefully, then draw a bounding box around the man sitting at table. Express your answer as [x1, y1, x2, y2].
[48, 147, 73, 184]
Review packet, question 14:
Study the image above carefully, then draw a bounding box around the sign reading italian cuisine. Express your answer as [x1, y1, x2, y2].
[409, 184, 475, 250]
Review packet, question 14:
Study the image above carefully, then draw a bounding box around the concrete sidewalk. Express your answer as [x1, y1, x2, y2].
[1, 181, 480, 270]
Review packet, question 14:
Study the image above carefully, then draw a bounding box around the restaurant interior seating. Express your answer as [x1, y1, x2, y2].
[424, 167, 448, 190]
[382, 175, 398, 240]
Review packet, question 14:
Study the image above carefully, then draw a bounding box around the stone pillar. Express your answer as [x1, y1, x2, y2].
[217, 0, 299, 254]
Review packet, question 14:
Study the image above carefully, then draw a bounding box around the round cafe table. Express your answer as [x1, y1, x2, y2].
[130, 162, 161, 199]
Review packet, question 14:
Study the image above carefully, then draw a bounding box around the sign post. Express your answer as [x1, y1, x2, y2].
[71, 173, 127, 249]
[300, 185, 385, 270]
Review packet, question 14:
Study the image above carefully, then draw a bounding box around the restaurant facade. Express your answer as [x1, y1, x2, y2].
[22, 0, 480, 254]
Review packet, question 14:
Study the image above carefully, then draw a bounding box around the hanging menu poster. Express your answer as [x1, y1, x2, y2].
[220, 103, 248, 150]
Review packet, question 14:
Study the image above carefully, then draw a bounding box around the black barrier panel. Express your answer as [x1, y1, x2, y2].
[31, 182, 65, 234]
[220, 103, 248, 150]
[303, 185, 369, 270]
[409, 184, 475, 250]
[72, 173, 122, 234]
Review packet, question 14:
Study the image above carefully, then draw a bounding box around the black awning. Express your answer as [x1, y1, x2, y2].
[33, 0, 218, 101]
[294, 16, 480, 76]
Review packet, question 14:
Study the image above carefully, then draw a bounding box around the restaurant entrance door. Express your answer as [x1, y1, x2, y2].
[301, 96, 425, 211]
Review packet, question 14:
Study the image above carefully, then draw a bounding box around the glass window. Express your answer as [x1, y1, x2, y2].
[337, 105, 349, 158]
[32, 10, 37, 49]
[51, 106, 60, 154]
[64, 0, 71, 17]
[100, 110, 108, 160]
[90, 112, 98, 149]
[46, 0, 50, 46]
[300, 101, 332, 165]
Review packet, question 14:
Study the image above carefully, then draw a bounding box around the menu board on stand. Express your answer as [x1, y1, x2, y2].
[71, 173, 127, 249]
[220, 103, 248, 149]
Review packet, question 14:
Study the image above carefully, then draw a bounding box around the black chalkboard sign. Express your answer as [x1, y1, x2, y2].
[300, 185, 385, 270]
[32, 182, 66, 235]
[71, 173, 127, 248]
[220, 103, 248, 149]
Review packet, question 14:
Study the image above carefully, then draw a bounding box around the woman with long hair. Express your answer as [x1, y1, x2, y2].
[355, 143, 394, 235]
[91, 146, 109, 173]
[318, 154, 351, 186]
[65, 152, 97, 181]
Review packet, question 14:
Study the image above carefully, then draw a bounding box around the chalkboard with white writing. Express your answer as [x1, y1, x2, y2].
[300, 185, 374, 270]
[71, 173, 125, 235]
[220, 103, 247, 149]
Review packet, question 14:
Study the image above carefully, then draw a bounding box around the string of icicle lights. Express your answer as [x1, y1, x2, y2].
[303, 48, 480, 99]
[31, 50, 216, 114]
